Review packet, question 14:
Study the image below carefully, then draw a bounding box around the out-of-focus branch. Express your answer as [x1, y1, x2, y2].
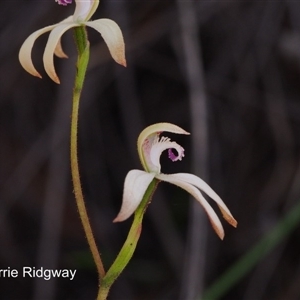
[176, 1, 209, 299]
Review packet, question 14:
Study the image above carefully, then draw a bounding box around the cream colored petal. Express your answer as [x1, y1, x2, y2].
[54, 16, 74, 58]
[19, 25, 57, 79]
[169, 173, 237, 228]
[86, 0, 99, 21]
[113, 170, 155, 222]
[43, 22, 77, 84]
[73, 0, 99, 22]
[85, 18, 126, 66]
[156, 173, 225, 239]
[54, 39, 68, 58]
[137, 123, 190, 172]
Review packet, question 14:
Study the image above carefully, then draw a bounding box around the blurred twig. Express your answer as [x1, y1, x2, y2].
[176, 0, 209, 298]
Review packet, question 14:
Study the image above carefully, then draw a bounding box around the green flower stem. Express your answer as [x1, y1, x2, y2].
[97, 178, 160, 300]
[71, 26, 105, 280]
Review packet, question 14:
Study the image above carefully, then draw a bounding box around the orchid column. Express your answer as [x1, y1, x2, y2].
[19, 0, 126, 291]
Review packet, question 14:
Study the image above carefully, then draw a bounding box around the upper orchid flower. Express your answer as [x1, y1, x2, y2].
[19, 0, 126, 84]
[114, 123, 237, 239]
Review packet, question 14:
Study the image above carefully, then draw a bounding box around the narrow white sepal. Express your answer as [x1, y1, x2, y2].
[156, 173, 225, 239]
[19, 25, 56, 78]
[169, 173, 237, 227]
[54, 39, 68, 58]
[54, 16, 74, 58]
[43, 22, 78, 84]
[86, 19, 126, 66]
[114, 170, 155, 222]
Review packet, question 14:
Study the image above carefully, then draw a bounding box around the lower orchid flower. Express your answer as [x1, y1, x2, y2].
[114, 123, 237, 239]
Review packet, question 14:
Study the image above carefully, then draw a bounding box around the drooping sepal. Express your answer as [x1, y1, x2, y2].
[156, 173, 226, 239]
[114, 170, 155, 222]
[170, 173, 237, 228]
[86, 18, 126, 66]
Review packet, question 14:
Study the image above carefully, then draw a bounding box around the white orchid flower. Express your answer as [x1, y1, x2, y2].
[19, 0, 126, 84]
[114, 123, 237, 239]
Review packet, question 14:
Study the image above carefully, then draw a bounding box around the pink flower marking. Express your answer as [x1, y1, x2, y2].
[56, 0, 72, 6]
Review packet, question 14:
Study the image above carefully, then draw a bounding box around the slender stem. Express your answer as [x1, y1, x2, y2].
[97, 179, 159, 300]
[71, 26, 105, 281]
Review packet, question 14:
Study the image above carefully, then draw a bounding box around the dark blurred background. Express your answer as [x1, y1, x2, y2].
[1, 0, 300, 299]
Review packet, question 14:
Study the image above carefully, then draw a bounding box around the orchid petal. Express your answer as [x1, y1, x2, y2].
[86, 0, 100, 21]
[43, 22, 78, 84]
[54, 39, 68, 58]
[157, 173, 225, 239]
[86, 19, 126, 66]
[137, 123, 190, 172]
[170, 173, 237, 227]
[114, 170, 155, 222]
[19, 25, 56, 79]
[54, 16, 74, 58]
[73, 0, 98, 22]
